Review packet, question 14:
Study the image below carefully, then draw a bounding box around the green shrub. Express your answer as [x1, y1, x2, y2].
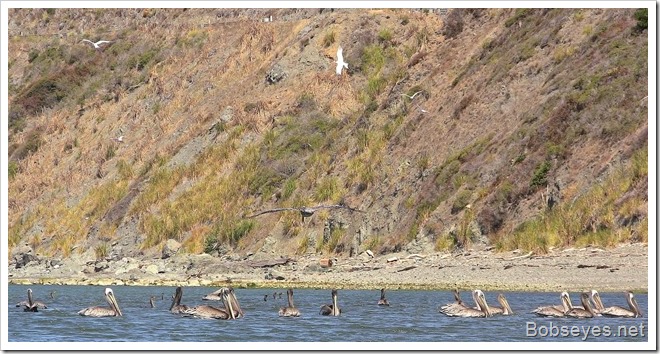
[634, 8, 648, 32]
[530, 161, 551, 188]
[451, 190, 472, 214]
[28, 49, 39, 63]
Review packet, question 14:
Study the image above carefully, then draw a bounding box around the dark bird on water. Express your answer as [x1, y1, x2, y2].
[246, 204, 363, 222]
[320, 289, 341, 316]
[17, 289, 47, 312]
[377, 288, 390, 306]
[264, 294, 268, 302]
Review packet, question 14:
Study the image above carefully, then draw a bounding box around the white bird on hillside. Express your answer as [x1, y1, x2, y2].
[335, 46, 348, 75]
[82, 39, 114, 51]
[401, 91, 423, 100]
[111, 135, 124, 143]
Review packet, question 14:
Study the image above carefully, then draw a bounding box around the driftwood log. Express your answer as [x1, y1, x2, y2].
[247, 257, 294, 268]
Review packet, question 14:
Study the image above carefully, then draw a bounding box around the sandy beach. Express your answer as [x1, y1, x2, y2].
[8, 243, 648, 293]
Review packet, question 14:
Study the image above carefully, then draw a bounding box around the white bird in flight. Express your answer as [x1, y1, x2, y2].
[401, 91, 423, 100]
[111, 135, 124, 143]
[82, 39, 114, 51]
[335, 46, 348, 75]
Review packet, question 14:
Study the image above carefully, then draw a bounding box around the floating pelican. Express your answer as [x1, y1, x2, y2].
[183, 287, 243, 320]
[320, 289, 341, 316]
[565, 292, 597, 318]
[278, 288, 301, 317]
[78, 288, 122, 317]
[377, 288, 390, 306]
[439, 290, 491, 317]
[17, 289, 47, 312]
[247, 204, 362, 222]
[532, 291, 571, 317]
[202, 288, 223, 301]
[170, 287, 190, 314]
[335, 46, 348, 75]
[591, 290, 642, 318]
[489, 294, 513, 315]
[82, 39, 114, 51]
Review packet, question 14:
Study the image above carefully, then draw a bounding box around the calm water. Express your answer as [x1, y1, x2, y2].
[7, 285, 648, 342]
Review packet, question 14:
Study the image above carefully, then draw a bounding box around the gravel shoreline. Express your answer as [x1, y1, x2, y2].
[8, 243, 648, 293]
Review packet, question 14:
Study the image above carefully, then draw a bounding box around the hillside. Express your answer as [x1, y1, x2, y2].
[7, 8, 648, 267]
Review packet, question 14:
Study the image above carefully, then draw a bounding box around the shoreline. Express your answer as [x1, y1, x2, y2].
[8, 243, 648, 293]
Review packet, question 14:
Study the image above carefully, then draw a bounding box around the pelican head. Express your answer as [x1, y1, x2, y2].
[473, 290, 491, 317]
[590, 290, 604, 311]
[170, 286, 183, 311]
[626, 291, 642, 317]
[497, 294, 513, 315]
[105, 288, 122, 316]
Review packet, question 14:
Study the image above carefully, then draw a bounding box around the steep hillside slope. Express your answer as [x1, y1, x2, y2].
[8, 8, 648, 264]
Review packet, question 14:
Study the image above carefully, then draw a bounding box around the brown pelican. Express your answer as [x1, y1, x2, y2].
[278, 288, 301, 317]
[17, 289, 47, 312]
[183, 287, 243, 320]
[439, 290, 491, 317]
[202, 288, 223, 301]
[377, 288, 390, 306]
[532, 291, 572, 317]
[320, 289, 341, 316]
[273, 291, 277, 299]
[78, 288, 122, 317]
[489, 294, 513, 315]
[170, 287, 190, 314]
[246, 204, 363, 222]
[591, 290, 642, 318]
[565, 292, 597, 318]
[149, 296, 157, 308]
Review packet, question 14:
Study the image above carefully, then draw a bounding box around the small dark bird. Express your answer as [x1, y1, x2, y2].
[246, 204, 363, 222]
[378, 288, 390, 306]
[278, 292, 283, 299]
[49, 291, 55, 299]
[273, 292, 277, 299]
[264, 295, 268, 302]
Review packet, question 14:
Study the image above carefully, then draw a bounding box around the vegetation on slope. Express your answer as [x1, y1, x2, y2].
[8, 8, 648, 261]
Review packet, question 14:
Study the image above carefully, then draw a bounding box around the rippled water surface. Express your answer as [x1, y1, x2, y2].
[7, 285, 648, 342]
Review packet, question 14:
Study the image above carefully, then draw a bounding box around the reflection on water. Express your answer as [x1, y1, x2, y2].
[7, 285, 648, 342]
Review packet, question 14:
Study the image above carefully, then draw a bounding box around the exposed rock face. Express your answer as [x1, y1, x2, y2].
[12, 245, 38, 269]
[162, 239, 182, 259]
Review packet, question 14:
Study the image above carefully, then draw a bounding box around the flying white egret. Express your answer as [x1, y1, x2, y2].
[335, 46, 348, 75]
[401, 91, 423, 100]
[82, 39, 114, 51]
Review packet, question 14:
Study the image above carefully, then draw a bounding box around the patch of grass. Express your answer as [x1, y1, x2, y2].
[435, 234, 455, 251]
[552, 46, 575, 64]
[505, 8, 530, 27]
[314, 177, 342, 203]
[499, 145, 648, 252]
[322, 31, 336, 47]
[95, 243, 109, 260]
[378, 28, 393, 44]
[8, 161, 19, 180]
[451, 190, 472, 214]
